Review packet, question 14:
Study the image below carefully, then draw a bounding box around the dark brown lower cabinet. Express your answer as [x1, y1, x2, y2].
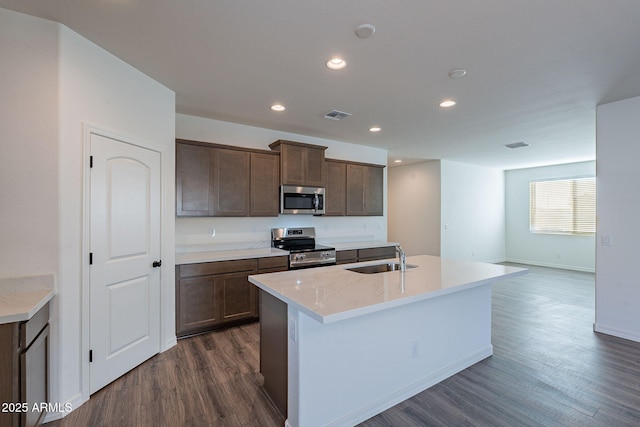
[336, 246, 397, 265]
[176, 256, 288, 337]
[259, 290, 288, 418]
[0, 303, 49, 427]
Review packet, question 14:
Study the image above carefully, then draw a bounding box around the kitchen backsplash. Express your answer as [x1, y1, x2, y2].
[175, 216, 386, 253]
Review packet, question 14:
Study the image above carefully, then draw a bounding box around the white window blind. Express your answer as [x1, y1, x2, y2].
[529, 177, 596, 235]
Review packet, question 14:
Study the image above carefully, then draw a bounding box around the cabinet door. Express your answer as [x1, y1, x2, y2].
[346, 164, 366, 215]
[346, 164, 384, 216]
[176, 143, 213, 216]
[251, 152, 280, 216]
[365, 165, 384, 216]
[21, 324, 49, 427]
[278, 143, 325, 186]
[336, 249, 358, 265]
[177, 276, 221, 336]
[358, 246, 396, 261]
[305, 146, 325, 187]
[279, 143, 305, 185]
[325, 161, 346, 216]
[211, 148, 250, 216]
[219, 272, 258, 322]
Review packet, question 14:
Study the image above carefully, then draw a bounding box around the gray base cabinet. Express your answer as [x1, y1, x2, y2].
[0, 304, 49, 427]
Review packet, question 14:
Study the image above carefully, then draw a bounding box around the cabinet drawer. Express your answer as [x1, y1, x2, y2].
[258, 256, 288, 272]
[336, 250, 357, 264]
[20, 304, 49, 349]
[358, 246, 396, 261]
[179, 259, 258, 278]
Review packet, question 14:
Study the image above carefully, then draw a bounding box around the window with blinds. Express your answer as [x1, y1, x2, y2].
[529, 177, 596, 235]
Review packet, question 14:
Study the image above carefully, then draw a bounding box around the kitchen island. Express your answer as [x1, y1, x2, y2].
[249, 255, 527, 427]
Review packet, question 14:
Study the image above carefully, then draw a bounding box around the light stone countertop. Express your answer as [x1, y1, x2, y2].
[249, 255, 527, 324]
[176, 247, 289, 265]
[175, 241, 397, 265]
[0, 274, 55, 324]
[327, 241, 398, 251]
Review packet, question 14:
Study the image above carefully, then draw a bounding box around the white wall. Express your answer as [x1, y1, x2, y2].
[175, 114, 388, 250]
[57, 25, 175, 413]
[505, 161, 596, 272]
[1, 8, 176, 419]
[387, 161, 441, 256]
[595, 96, 640, 343]
[440, 160, 505, 263]
[0, 9, 59, 277]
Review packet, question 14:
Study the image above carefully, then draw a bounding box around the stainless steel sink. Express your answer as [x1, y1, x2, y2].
[346, 262, 416, 274]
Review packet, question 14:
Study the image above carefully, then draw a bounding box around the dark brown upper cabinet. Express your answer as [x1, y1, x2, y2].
[250, 151, 280, 216]
[325, 159, 347, 216]
[211, 148, 250, 216]
[269, 140, 327, 187]
[346, 163, 385, 216]
[176, 142, 215, 216]
[176, 139, 279, 217]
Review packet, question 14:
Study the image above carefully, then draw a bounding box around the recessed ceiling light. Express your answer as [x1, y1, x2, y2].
[271, 104, 286, 112]
[448, 69, 467, 79]
[355, 24, 376, 39]
[394, 159, 403, 163]
[369, 126, 381, 132]
[439, 100, 457, 108]
[326, 57, 347, 70]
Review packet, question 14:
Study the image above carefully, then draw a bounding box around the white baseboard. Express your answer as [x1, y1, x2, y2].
[162, 335, 177, 352]
[594, 322, 640, 343]
[505, 257, 595, 273]
[40, 392, 88, 423]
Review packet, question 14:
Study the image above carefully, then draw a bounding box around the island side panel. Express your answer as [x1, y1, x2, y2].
[259, 290, 288, 418]
[287, 283, 493, 427]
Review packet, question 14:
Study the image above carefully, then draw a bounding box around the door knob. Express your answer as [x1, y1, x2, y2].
[152, 260, 162, 268]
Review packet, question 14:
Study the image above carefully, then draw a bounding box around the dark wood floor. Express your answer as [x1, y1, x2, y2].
[46, 264, 640, 427]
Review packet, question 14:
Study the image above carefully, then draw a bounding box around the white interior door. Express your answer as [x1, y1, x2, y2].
[89, 133, 161, 393]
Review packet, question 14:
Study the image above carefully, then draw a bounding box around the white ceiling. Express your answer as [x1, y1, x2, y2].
[3, 1, 640, 170]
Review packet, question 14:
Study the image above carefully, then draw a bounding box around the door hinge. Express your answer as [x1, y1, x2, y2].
[89, 350, 93, 363]
[89, 253, 93, 265]
[90, 156, 93, 168]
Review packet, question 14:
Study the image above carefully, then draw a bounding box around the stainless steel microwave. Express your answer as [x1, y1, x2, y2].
[280, 185, 325, 215]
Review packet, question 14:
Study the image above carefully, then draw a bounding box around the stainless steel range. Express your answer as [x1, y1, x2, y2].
[271, 227, 336, 269]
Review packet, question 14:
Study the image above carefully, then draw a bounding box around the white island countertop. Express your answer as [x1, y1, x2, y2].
[249, 255, 527, 324]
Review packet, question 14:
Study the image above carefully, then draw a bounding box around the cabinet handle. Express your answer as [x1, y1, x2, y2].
[152, 260, 162, 268]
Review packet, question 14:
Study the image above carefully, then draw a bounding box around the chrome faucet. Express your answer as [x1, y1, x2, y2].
[396, 244, 406, 272]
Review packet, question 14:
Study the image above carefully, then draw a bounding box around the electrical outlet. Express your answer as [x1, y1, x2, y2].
[602, 235, 613, 247]
[288, 317, 298, 342]
[210, 228, 216, 237]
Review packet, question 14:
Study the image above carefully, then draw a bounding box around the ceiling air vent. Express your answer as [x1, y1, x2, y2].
[504, 141, 530, 149]
[324, 110, 352, 120]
